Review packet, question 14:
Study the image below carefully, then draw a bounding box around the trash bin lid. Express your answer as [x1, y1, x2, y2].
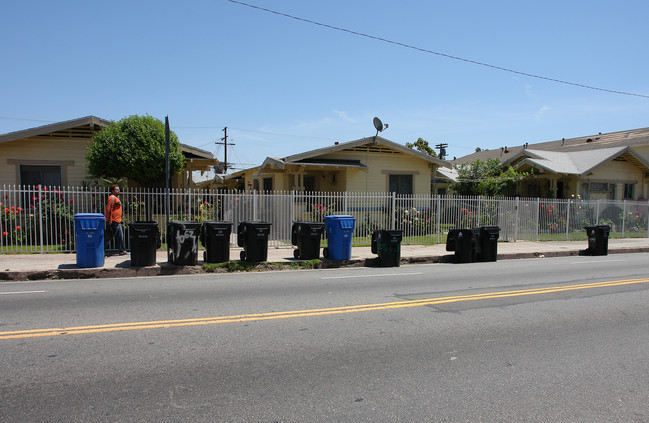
[74, 213, 105, 221]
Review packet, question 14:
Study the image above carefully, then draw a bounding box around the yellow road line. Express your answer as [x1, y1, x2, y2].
[2, 277, 648, 340]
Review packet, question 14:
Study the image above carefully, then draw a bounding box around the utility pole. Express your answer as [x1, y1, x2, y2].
[435, 143, 448, 160]
[216, 127, 235, 173]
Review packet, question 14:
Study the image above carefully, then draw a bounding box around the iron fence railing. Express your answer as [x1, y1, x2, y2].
[1, 185, 648, 253]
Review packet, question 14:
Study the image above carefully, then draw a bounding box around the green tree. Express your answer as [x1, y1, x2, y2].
[405, 138, 437, 157]
[86, 115, 185, 187]
[451, 159, 528, 196]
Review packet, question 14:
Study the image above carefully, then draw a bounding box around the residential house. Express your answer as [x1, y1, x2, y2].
[452, 126, 649, 200]
[0, 116, 217, 188]
[223, 136, 451, 195]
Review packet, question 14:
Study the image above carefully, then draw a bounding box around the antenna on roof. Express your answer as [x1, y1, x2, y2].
[373, 117, 388, 138]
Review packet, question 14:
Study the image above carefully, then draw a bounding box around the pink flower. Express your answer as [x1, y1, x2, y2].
[204, 201, 208, 205]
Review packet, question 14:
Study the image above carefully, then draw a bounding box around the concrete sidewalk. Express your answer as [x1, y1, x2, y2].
[1, 238, 648, 282]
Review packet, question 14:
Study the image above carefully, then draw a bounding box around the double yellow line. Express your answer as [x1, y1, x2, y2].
[2, 277, 648, 340]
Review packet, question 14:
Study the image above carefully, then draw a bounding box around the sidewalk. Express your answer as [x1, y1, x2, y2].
[1, 238, 648, 282]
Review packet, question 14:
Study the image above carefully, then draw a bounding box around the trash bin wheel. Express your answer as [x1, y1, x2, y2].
[240, 251, 246, 261]
[323, 247, 329, 258]
[293, 249, 300, 259]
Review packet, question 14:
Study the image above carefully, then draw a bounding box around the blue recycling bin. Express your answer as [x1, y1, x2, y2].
[74, 213, 106, 268]
[323, 215, 356, 260]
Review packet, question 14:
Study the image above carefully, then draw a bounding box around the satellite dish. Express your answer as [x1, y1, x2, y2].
[373, 117, 384, 134]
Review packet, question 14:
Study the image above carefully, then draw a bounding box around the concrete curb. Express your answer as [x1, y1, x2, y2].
[1, 247, 648, 282]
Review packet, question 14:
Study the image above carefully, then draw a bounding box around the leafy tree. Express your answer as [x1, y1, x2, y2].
[475, 147, 483, 152]
[451, 158, 528, 196]
[406, 138, 437, 157]
[86, 115, 185, 187]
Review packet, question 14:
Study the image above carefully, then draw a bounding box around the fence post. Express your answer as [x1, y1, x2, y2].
[566, 199, 571, 240]
[38, 185, 44, 254]
[253, 190, 258, 220]
[596, 200, 600, 224]
[436, 195, 442, 244]
[535, 198, 540, 241]
[622, 199, 627, 237]
[477, 196, 482, 227]
[391, 192, 396, 230]
[343, 192, 348, 214]
[514, 197, 519, 242]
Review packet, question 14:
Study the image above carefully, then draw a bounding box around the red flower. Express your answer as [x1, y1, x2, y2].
[69, 199, 74, 203]
[2, 231, 7, 236]
[11, 206, 15, 210]
[16, 226, 21, 231]
[5, 208, 9, 213]
[17, 207, 22, 212]
[204, 201, 208, 205]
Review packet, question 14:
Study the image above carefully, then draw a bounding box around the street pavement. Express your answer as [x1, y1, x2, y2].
[1, 238, 648, 282]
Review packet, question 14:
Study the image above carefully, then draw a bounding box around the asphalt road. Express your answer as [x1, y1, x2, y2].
[2, 254, 649, 422]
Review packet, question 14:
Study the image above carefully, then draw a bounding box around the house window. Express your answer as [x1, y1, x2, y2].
[590, 182, 608, 192]
[303, 176, 316, 192]
[389, 174, 413, 195]
[263, 177, 273, 192]
[20, 165, 62, 187]
[624, 183, 633, 200]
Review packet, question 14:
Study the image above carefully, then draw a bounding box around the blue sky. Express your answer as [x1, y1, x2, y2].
[2, 0, 648, 171]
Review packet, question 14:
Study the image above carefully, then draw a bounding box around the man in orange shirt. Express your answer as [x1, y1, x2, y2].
[104, 185, 126, 254]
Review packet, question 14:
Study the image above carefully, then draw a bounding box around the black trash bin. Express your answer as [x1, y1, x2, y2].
[128, 221, 160, 267]
[371, 229, 403, 267]
[584, 225, 611, 256]
[450, 228, 479, 263]
[201, 221, 232, 263]
[477, 226, 500, 262]
[237, 221, 272, 262]
[291, 221, 324, 260]
[167, 221, 201, 265]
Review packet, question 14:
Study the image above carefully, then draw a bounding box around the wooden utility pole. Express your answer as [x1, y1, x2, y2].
[216, 127, 235, 173]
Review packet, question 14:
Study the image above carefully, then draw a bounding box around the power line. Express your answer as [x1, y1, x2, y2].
[226, 0, 649, 100]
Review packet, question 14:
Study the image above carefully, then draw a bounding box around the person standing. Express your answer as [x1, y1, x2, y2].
[104, 185, 127, 254]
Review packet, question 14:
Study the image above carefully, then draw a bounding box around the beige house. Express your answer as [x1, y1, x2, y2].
[453, 126, 649, 200]
[223, 136, 451, 195]
[0, 116, 217, 188]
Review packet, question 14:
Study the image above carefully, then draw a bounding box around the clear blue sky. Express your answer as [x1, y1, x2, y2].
[2, 0, 649, 171]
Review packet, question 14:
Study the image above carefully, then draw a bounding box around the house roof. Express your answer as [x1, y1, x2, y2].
[453, 126, 649, 165]
[503, 146, 649, 176]
[259, 135, 451, 172]
[0, 116, 110, 144]
[435, 167, 459, 182]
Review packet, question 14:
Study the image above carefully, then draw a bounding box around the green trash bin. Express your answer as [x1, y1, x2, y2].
[584, 225, 611, 256]
[201, 221, 232, 263]
[128, 221, 160, 267]
[237, 221, 272, 262]
[371, 229, 403, 267]
[167, 221, 201, 265]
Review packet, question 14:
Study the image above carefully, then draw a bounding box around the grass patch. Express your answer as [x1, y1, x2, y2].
[202, 259, 322, 273]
